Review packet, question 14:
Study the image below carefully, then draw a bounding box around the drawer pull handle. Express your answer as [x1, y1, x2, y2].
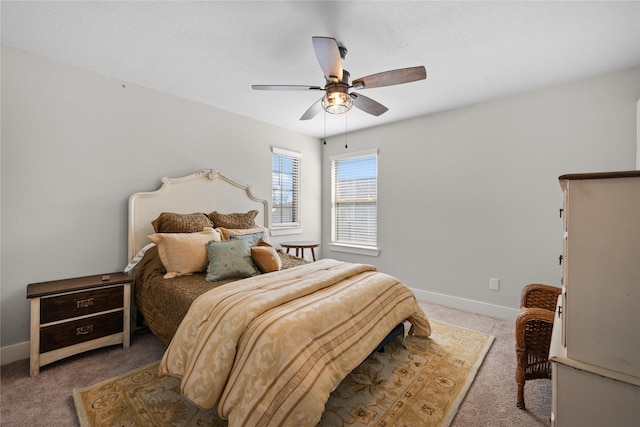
[76, 298, 94, 309]
[76, 325, 94, 335]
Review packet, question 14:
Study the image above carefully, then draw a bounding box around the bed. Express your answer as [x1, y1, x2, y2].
[127, 170, 431, 426]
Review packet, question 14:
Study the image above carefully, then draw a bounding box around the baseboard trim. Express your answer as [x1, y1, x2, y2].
[410, 287, 519, 321]
[2, 290, 518, 366]
[1, 340, 29, 366]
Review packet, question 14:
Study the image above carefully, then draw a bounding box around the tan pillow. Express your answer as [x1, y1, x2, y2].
[151, 212, 213, 233]
[148, 227, 221, 279]
[217, 226, 268, 241]
[208, 210, 258, 229]
[251, 239, 282, 273]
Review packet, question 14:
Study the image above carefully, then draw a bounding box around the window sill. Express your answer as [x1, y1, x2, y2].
[329, 243, 380, 257]
[270, 226, 303, 237]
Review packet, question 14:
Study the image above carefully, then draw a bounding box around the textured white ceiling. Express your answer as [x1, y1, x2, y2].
[2, 1, 640, 138]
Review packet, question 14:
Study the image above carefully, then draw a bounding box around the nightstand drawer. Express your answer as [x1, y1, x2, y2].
[40, 311, 123, 353]
[40, 286, 124, 324]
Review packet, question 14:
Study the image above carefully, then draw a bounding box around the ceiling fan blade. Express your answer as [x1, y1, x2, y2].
[312, 36, 343, 82]
[352, 66, 426, 90]
[351, 93, 388, 116]
[252, 85, 322, 91]
[300, 98, 324, 120]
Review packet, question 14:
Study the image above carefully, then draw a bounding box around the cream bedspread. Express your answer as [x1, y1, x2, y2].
[160, 259, 431, 427]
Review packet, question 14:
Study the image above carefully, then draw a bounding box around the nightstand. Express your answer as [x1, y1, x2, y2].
[27, 272, 131, 376]
[280, 241, 321, 261]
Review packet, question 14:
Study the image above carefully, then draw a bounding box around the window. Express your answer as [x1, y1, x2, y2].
[331, 149, 378, 251]
[271, 147, 301, 228]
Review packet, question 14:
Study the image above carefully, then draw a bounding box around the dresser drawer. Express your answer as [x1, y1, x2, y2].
[40, 286, 123, 324]
[39, 311, 123, 353]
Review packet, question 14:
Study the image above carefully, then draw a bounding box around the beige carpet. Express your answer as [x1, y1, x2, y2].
[73, 320, 493, 427]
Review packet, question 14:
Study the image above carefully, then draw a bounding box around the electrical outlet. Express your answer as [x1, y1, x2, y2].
[489, 278, 500, 291]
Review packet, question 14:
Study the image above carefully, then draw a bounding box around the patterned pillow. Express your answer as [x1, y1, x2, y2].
[217, 226, 269, 242]
[148, 227, 221, 279]
[251, 239, 282, 273]
[151, 212, 213, 233]
[206, 239, 258, 282]
[208, 210, 258, 229]
[229, 231, 266, 247]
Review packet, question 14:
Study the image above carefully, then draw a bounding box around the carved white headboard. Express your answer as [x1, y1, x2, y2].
[128, 170, 268, 260]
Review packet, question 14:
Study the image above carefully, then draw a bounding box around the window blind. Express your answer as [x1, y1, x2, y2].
[331, 150, 377, 246]
[272, 147, 301, 226]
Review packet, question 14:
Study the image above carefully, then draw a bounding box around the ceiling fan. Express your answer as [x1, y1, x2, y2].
[251, 36, 427, 120]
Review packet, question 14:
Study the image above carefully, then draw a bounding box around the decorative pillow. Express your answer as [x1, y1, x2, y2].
[148, 227, 221, 279]
[208, 210, 258, 229]
[251, 239, 282, 273]
[151, 212, 213, 233]
[217, 226, 269, 242]
[229, 231, 265, 247]
[206, 239, 258, 282]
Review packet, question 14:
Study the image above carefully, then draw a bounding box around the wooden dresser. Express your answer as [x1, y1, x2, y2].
[27, 272, 131, 376]
[550, 171, 640, 426]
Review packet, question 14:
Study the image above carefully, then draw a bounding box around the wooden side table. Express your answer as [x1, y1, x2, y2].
[280, 241, 321, 261]
[27, 272, 131, 376]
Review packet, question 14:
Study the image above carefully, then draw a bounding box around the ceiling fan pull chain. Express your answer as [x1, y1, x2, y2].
[323, 111, 327, 145]
[345, 113, 348, 149]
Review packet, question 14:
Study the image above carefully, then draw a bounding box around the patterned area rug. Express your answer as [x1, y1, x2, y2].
[73, 320, 493, 427]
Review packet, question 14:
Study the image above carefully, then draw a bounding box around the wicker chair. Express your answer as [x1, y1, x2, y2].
[515, 283, 561, 409]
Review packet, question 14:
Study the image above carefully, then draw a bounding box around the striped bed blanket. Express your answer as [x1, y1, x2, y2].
[160, 258, 431, 426]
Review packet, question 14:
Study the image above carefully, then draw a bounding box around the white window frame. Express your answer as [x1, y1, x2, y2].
[271, 147, 303, 236]
[636, 99, 639, 170]
[330, 149, 380, 257]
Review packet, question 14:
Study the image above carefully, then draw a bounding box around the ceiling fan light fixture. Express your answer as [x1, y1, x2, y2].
[322, 90, 352, 115]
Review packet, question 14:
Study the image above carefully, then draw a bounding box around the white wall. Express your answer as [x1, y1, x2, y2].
[3, 44, 638, 361]
[322, 67, 640, 318]
[0, 46, 322, 351]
